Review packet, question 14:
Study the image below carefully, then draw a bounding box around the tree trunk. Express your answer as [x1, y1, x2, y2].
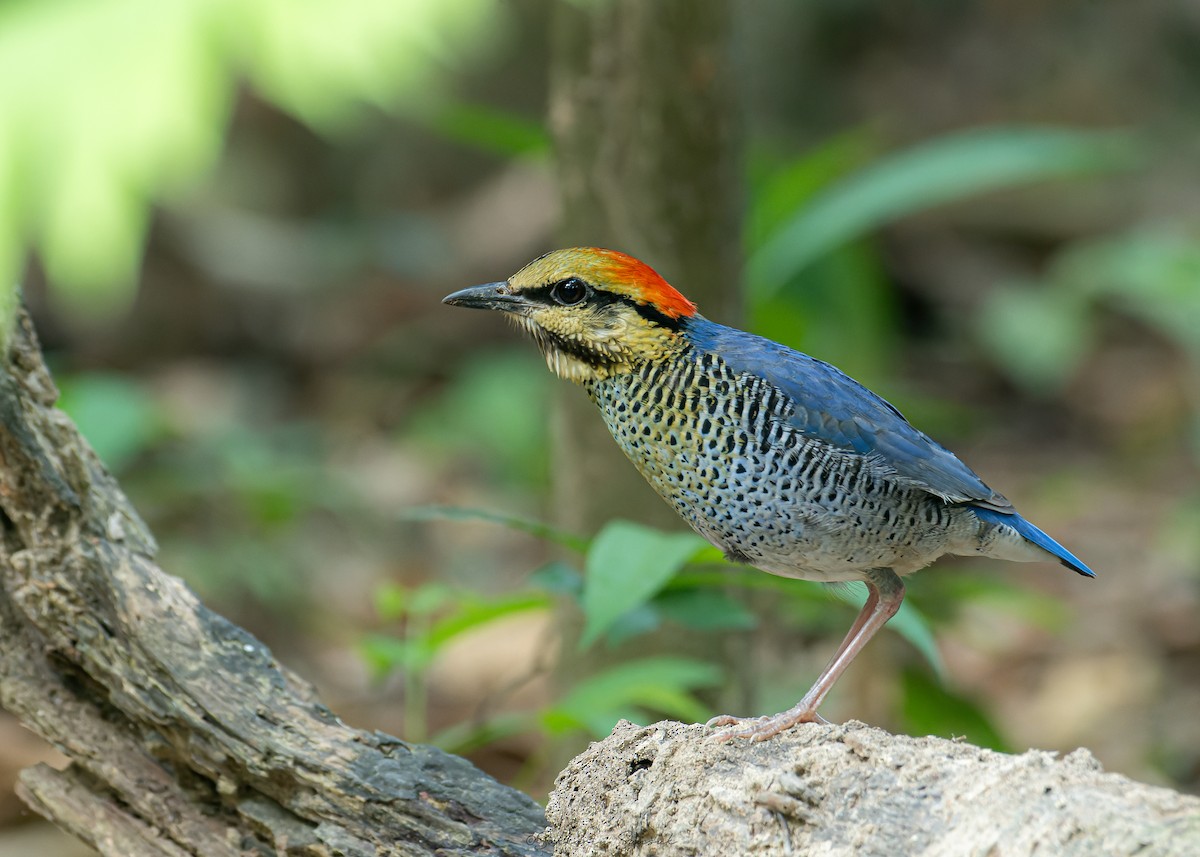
[544, 0, 758, 732]
[0, 308, 548, 857]
[2, 307, 1198, 856]
[548, 0, 742, 534]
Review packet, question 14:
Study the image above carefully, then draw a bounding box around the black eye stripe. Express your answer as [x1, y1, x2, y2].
[520, 280, 683, 330]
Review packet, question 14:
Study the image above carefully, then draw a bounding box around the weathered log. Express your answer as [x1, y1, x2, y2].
[547, 720, 1200, 856]
[0, 308, 549, 857]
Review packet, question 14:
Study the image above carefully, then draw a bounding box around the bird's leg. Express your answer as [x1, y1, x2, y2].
[708, 569, 905, 742]
[822, 581, 881, 668]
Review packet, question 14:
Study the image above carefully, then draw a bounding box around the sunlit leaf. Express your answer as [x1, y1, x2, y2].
[580, 521, 709, 647]
[0, 0, 502, 315]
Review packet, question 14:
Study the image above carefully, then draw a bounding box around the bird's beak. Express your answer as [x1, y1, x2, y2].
[442, 282, 528, 312]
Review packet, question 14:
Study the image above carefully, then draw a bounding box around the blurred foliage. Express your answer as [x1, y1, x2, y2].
[363, 581, 552, 741]
[0, 0, 501, 324]
[373, 510, 1011, 769]
[900, 667, 1011, 753]
[408, 351, 552, 488]
[983, 228, 1200, 384]
[745, 127, 1140, 386]
[579, 521, 706, 646]
[425, 102, 551, 159]
[981, 227, 1200, 455]
[54, 373, 167, 472]
[749, 127, 1139, 296]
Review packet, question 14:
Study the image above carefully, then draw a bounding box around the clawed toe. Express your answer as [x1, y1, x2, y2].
[704, 714, 743, 730]
[706, 707, 826, 742]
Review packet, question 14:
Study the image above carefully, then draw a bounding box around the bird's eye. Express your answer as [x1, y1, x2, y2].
[550, 277, 589, 306]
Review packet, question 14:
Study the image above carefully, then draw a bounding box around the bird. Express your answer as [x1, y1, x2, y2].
[443, 247, 1094, 742]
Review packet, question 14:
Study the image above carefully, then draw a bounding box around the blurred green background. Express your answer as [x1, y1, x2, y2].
[2, 0, 1199, 851]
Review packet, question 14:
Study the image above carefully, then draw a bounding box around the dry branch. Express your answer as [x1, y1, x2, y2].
[0, 308, 549, 857]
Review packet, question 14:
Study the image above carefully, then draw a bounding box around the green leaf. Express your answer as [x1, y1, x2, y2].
[373, 582, 408, 621]
[407, 582, 457, 617]
[600, 604, 662, 647]
[424, 591, 550, 653]
[832, 583, 945, 679]
[900, 667, 1011, 752]
[543, 656, 723, 737]
[580, 521, 709, 647]
[426, 102, 549, 158]
[1061, 229, 1200, 355]
[404, 505, 588, 553]
[360, 634, 431, 677]
[747, 130, 875, 250]
[528, 560, 584, 596]
[751, 126, 1139, 298]
[655, 588, 758, 632]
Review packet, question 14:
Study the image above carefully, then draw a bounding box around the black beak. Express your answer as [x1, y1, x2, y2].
[442, 282, 527, 312]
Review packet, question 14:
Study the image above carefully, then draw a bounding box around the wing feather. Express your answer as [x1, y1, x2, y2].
[687, 319, 1011, 510]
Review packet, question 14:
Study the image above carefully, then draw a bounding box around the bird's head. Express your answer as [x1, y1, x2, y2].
[443, 248, 697, 383]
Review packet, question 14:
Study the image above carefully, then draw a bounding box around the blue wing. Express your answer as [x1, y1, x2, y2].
[685, 318, 1012, 510]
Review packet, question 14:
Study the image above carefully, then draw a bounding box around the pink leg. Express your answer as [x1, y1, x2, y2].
[707, 569, 905, 742]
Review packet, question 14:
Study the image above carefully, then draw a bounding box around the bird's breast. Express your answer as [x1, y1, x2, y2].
[584, 352, 966, 581]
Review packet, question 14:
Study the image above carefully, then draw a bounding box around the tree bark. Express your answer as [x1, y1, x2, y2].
[548, 0, 742, 534]
[0, 308, 549, 857]
[544, 0, 758, 736]
[2, 306, 1199, 856]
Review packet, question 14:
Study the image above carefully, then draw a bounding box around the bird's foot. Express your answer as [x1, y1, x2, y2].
[706, 706, 828, 742]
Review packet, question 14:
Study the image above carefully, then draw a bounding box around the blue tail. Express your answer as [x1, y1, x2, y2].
[971, 507, 1095, 578]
